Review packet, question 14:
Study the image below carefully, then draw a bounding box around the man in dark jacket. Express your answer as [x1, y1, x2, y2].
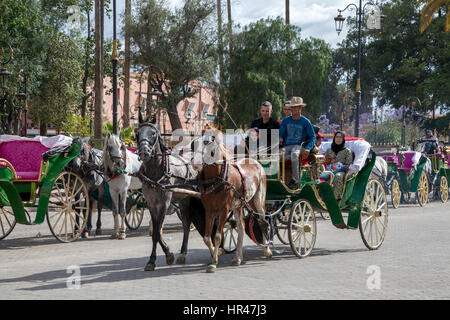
[250, 101, 280, 152]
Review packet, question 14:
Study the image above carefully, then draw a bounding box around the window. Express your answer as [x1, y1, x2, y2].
[201, 104, 210, 119]
[185, 103, 195, 119]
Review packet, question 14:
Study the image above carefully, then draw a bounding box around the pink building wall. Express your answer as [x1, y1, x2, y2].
[102, 72, 218, 134]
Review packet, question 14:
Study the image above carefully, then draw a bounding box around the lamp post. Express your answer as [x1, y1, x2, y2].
[334, 1, 385, 137]
[111, 0, 119, 135]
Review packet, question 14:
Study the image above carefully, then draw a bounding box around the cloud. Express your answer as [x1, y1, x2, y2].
[104, 0, 353, 48]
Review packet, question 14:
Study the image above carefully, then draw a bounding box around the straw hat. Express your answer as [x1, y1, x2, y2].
[289, 96, 307, 107]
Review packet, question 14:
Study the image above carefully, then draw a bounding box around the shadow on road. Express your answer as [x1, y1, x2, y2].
[0, 243, 369, 292]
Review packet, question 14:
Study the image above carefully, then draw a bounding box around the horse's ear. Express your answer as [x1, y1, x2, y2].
[138, 110, 143, 124]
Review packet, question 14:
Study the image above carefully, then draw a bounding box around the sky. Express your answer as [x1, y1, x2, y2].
[103, 0, 356, 48]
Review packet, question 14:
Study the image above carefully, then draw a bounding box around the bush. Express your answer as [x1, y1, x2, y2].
[62, 114, 90, 137]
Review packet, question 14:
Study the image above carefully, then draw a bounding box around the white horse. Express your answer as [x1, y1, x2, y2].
[104, 133, 142, 239]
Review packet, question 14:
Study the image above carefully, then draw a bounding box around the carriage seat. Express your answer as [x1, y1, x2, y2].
[398, 152, 419, 175]
[0, 141, 50, 181]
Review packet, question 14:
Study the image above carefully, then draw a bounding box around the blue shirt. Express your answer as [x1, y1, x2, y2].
[279, 116, 316, 150]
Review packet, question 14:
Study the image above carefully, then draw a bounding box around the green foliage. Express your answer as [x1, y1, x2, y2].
[62, 113, 91, 137]
[364, 118, 422, 145]
[127, 0, 217, 129]
[35, 32, 83, 131]
[225, 17, 332, 128]
[103, 120, 134, 140]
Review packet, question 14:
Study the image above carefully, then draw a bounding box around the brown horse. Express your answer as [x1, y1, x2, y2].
[199, 129, 272, 273]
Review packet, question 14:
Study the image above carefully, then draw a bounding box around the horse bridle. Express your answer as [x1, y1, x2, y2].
[105, 139, 128, 179]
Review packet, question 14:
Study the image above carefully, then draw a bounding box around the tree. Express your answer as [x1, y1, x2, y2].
[36, 32, 83, 135]
[122, 0, 131, 129]
[224, 17, 332, 128]
[419, 0, 450, 33]
[127, 0, 217, 130]
[94, 0, 104, 139]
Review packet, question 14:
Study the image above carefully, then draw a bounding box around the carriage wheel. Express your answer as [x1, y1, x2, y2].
[125, 191, 145, 230]
[288, 199, 316, 258]
[416, 171, 429, 207]
[47, 172, 89, 243]
[0, 206, 16, 240]
[391, 178, 401, 209]
[439, 176, 449, 203]
[221, 215, 237, 254]
[274, 208, 291, 245]
[359, 179, 388, 250]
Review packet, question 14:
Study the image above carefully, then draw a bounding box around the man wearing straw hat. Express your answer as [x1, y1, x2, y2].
[279, 96, 316, 190]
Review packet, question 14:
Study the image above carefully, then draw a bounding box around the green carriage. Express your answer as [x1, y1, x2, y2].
[222, 139, 388, 258]
[426, 149, 449, 203]
[0, 136, 89, 242]
[380, 149, 447, 208]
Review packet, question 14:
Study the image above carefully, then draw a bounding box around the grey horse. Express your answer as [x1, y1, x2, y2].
[136, 118, 218, 271]
[65, 141, 106, 237]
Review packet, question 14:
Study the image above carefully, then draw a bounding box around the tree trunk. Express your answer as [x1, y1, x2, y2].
[285, 0, 290, 24]
[40, 121, 47, 136]
[217, 0, 224, 84]
[167, 103, 183, 132]
[94, 0, 104, 139]
[227, 0, 232, 55]
[285, 0, 293, 97]
[122, 0, 131, 128]
[81, 8, 91, 120]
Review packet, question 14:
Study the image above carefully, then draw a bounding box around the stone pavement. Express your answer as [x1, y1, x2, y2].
[0, 201, 449, 300]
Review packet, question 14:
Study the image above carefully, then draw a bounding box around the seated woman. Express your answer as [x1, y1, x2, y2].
[234, 127, 263, 159]
[320, 131, 353, 200]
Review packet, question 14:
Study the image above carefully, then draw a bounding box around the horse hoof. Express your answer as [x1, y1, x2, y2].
[96, 229, 102, 236]
[144, 263, 155, 271]
[206, 263, 216, 273]
[81, 231, 89, 239]
[218, 248, 225, 256]
[176, 256, 186, 265]
[110, 233, 119, 239]
[231, 258, 241, 266]
[166, 253, 175, 265]
[265, 251, 273, 259]
[118, 233, 126, 240]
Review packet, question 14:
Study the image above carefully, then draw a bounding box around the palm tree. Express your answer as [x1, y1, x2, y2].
[419, 0, 450, 33]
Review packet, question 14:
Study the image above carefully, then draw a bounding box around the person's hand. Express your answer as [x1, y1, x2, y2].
[279, 138, 284, 147]
[301, 148, 310, 160]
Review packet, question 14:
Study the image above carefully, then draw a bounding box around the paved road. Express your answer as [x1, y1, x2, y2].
[0, 200, 449, 300]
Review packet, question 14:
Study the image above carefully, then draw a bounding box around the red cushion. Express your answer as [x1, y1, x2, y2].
[15, 171, 41, 181]
[0, 141, 49, 180]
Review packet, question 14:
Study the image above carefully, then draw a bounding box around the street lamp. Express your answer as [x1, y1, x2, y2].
[401, 97, 421, 147]
[334, 1, 384, 137]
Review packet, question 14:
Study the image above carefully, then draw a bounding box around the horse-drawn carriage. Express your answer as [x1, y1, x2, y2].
[377, 142, 449, 208]
[0, 135, 90, 242]
[223, 138, 388, 258]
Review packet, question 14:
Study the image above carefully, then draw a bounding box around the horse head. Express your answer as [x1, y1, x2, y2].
[136, 120, 168, 163]
[104, 133, 127, 172]
[201, 128, 228, 166]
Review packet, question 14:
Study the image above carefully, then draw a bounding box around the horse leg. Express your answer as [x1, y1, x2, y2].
[207, 210, 227, 273]
[110, 189, 120, 239]
[96, 198, 103, 235]
[118, 191, 127, 240]
[202, 207, 216, 259]
[176, 199, 191, 264]
[145, 209, 160, 271]
[232, 207, 245, 266]
[250, 187, 272, 259]
[145, 203, 173, 270]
